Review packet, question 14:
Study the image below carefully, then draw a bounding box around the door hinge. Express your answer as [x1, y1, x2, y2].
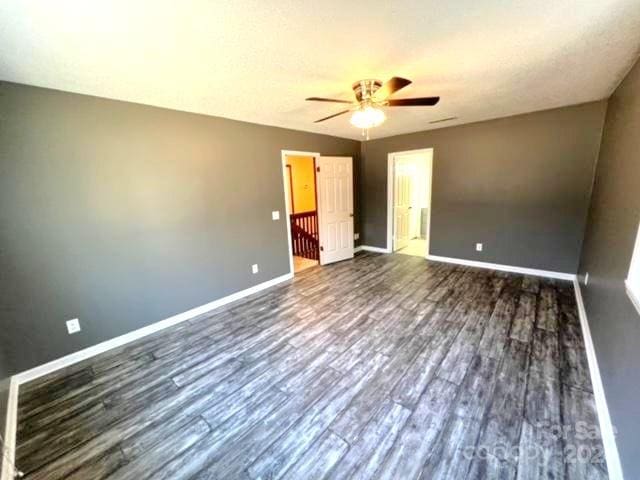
[320, 246, 324, 251]
[316, 166, 320, 172]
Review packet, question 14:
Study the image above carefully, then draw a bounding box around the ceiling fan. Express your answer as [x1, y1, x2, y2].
[306, 77, 439, 138]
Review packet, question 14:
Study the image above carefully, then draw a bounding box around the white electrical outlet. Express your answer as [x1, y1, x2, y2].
[584, 272, 589, 285]
[252, 264, 259, 274]
[272, 211, 280, 220]
[476, 243, 483, 252]
[66, 318, 81, 334]
[354, 233, 360, 240]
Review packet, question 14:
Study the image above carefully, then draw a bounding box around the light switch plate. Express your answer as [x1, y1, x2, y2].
[354, 233, 360, 240]
[476, 243, 483, 252]
[272, 211, 280, 220]
[66, 318, 81, 334]
[252, 264, 259, 274]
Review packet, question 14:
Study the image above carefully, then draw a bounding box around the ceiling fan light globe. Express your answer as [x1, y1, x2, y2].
[350, 106, 385, 129]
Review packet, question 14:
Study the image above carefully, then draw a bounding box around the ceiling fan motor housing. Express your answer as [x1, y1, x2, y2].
[352, 79, 382, 102]
[307, 77, 438, 124]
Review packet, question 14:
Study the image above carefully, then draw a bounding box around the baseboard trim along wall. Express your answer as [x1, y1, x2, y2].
[1, 378, 19, 480]
[427, 255, 622, 476]
[427, 254, 577, 281]
[573, 280, 624, 479]
[358, 245, 392, 254]
[624, 280, 640, 317]
[14, 272, 293, 386]
[1, 262, 621, 479]
[1, 271, 294, 480]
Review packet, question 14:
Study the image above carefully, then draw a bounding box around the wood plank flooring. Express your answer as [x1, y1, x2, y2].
[16, 253, 609, 479]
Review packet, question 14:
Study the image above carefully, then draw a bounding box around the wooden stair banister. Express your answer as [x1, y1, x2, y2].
[290, 210, 319, 261]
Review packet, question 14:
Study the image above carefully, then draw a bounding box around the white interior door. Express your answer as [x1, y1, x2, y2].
[317, 156, 354, 265]
[393, 158, 412, 251]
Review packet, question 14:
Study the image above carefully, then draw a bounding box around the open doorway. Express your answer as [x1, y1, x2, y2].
[284, 154, 320, 273]
[281, 151, 355, 274]
[387, 148, 433, 257]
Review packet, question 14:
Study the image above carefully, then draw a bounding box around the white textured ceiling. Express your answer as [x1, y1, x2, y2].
[1, 1, 640, 140]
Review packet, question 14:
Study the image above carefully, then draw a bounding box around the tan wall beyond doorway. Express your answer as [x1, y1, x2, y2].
[286, 155, 316, 213]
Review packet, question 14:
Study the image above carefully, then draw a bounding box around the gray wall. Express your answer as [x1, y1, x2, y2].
[360, 102, 607, 273]
[0, 82, 360, 374]
[0, 365, 8, 476]
[578, 57, 640, 478]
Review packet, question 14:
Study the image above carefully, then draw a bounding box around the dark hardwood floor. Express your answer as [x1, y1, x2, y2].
[16, 252, 608, 479]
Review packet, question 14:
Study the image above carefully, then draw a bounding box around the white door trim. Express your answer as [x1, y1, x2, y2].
[387, 148, 434, 257]
[281, 150, 320, 275]
[1, 377, 19, 480]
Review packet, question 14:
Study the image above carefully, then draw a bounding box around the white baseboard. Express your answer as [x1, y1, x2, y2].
[427, 254, 576, 281]
[0, 272, 293, 480]
[3, 265, 619, 478]
[359, 245, 392, 254]
[573, 280, 624, 479]
[624, 280, 640, 317]
[14, 272, 293, 386]
[1, 377, 19, 480]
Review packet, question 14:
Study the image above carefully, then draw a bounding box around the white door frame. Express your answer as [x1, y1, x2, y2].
[386, 148, 434, 258]
[281, 150, 320, 275]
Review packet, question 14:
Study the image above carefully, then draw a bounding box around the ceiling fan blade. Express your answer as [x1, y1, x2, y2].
[387, 97, 440, 106]
[306, 97, 353, 104]
[374, 77, 412, 100]
[314, 109, 351, 123]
